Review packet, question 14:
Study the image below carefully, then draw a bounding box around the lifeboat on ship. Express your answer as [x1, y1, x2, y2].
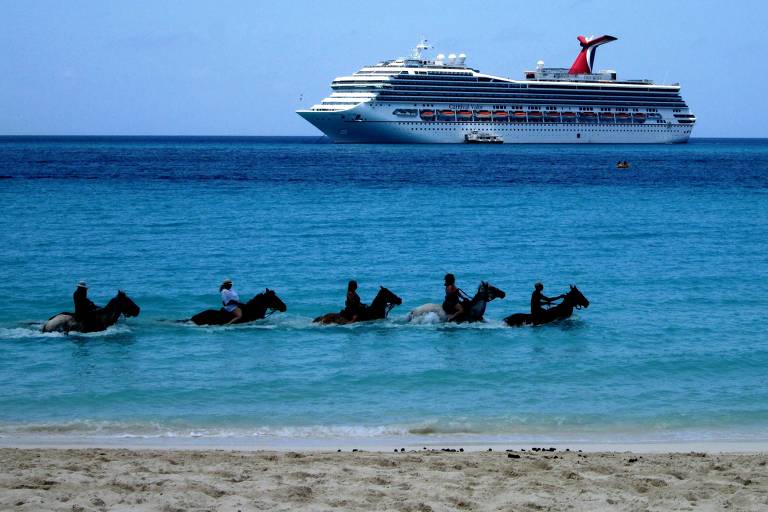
[420, 110, 435, 120]
[457, 110, 473, 120]
[475, 110, 492, 120]
[527, 110, 543, 121]
[579, 111, 597, 122]
[438, 109, 456, 120]
[513, 111, 527, 122]
[633, 112, 647, 123]
[616, 112, 631, 122]
[493, 110, 508, 121]
[600, 112, 615, 122]
[562, 111, 577, 122]
[545, 111, 561, 121]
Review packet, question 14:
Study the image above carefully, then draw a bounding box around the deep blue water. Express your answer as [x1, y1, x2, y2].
[0, 137, 767, 445]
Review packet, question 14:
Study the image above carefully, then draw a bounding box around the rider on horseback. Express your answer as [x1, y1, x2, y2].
[341, 280, 366, 322]
[442, 273, 469, 321]
[530, 282, 565, 321]
[73, 281, 101, 320]
[220, 279, 243, 324]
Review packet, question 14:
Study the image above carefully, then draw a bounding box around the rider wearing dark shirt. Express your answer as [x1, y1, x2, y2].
[442, 273, 466, 321]
[530, 282, 564, 320]
[73, 281, 100, 319]
[341, 280, 365, 321]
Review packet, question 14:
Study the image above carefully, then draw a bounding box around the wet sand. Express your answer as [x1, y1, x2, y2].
[1, 448, 767, 511]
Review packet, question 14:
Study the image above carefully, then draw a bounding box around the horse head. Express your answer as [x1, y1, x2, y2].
[263, 288, 287, 313]
[378, 286, 403, 307]
[115, 290, 141, 318]
[486, 282, 506, 301]
[567, 285, 590, 309]
[371, 286, 402, 319]
[476, 281, 506, 302]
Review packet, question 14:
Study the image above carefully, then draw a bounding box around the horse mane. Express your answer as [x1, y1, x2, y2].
[246, 291, 267, 306]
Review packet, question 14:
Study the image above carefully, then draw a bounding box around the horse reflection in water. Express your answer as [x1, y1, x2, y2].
[314, 286, 402, 325]
[407, 281, 506, 324]
[41, 290, 141, 334]
[504, 285, 589, 327]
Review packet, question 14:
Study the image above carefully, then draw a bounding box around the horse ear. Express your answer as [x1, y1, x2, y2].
[266, 288, 271, 293]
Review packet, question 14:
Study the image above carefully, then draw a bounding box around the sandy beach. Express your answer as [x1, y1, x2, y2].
[1, 448, 766, 511]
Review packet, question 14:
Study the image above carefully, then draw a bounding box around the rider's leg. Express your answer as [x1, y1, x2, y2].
[448, 303, 464, 321]
[226, 307, 243, 325]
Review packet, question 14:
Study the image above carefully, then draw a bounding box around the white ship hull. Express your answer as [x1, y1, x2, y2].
[298, 103, 692, 144]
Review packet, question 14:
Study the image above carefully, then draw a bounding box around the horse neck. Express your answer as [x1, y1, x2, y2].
[100, 296, 123, 321]
[471, 296, 488, 317]
[469, 287, 487, 307]
[246, 293, 267, 315]
[368, 292, 389, 317]
[560, 291, 577, 312]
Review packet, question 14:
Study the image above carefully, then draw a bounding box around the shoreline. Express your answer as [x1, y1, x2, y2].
[2, 447, 766, 511]
[2, 434, 767, 454]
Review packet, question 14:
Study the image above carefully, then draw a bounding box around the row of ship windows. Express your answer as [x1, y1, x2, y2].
[392, 87, 677, 95]
[339, 89, 684, 102]
[334, 83, 681, 96]
[376, 97, 686, 107]
[346, 77, 674, 93]
[375, 97, 685, 106]
[393, 121, 671, 125]
[488, 105, 657, 113]
[403, 104, 668, 112]
[404, 127, 689, 132]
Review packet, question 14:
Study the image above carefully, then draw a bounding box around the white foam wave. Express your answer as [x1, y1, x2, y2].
[0, 324, 133, 340]
[165, 313, 513, 333]
[2, 419, 768, 446]
[0, 420, 410, 440]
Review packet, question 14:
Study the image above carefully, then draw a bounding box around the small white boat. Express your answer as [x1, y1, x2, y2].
[464, 131, 503, 144]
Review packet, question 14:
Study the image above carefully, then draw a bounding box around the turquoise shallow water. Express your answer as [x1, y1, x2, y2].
[0, 137, 767, 445]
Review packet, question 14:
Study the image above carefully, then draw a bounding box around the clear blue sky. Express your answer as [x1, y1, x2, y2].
[1, 0, 765, 137]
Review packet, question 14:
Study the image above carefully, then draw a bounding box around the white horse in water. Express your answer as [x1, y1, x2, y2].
[407, 282, 506, 324]
[41, 290, 140, 333]
[406, 303, 450, 323]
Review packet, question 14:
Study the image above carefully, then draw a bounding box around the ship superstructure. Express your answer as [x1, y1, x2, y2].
[297, 36, 695, 143]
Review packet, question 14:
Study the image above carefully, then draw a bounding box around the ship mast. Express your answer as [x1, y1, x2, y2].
[410, 38, 431, 60]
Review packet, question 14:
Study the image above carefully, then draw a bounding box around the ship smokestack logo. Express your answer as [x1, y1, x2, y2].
[568, 35, 617, 75]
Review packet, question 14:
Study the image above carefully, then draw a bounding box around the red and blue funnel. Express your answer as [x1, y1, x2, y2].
[568, 35, 617, 75]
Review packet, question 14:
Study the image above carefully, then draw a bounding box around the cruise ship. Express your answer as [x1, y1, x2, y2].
[296, 36, 695, 143]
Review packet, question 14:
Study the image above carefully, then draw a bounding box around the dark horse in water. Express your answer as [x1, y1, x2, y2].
[41, 290, 141, 333]
[313, 286, 402, 325]
[189, 289, 287, 326]
[408, 281, 506, 323]
[503, 285, 590, 327]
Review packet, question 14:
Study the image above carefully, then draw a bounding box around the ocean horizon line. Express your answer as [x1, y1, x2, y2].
[0, 135, 766, 142]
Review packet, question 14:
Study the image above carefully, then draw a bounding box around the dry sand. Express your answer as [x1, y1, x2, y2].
[1, 448, 767, 511]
